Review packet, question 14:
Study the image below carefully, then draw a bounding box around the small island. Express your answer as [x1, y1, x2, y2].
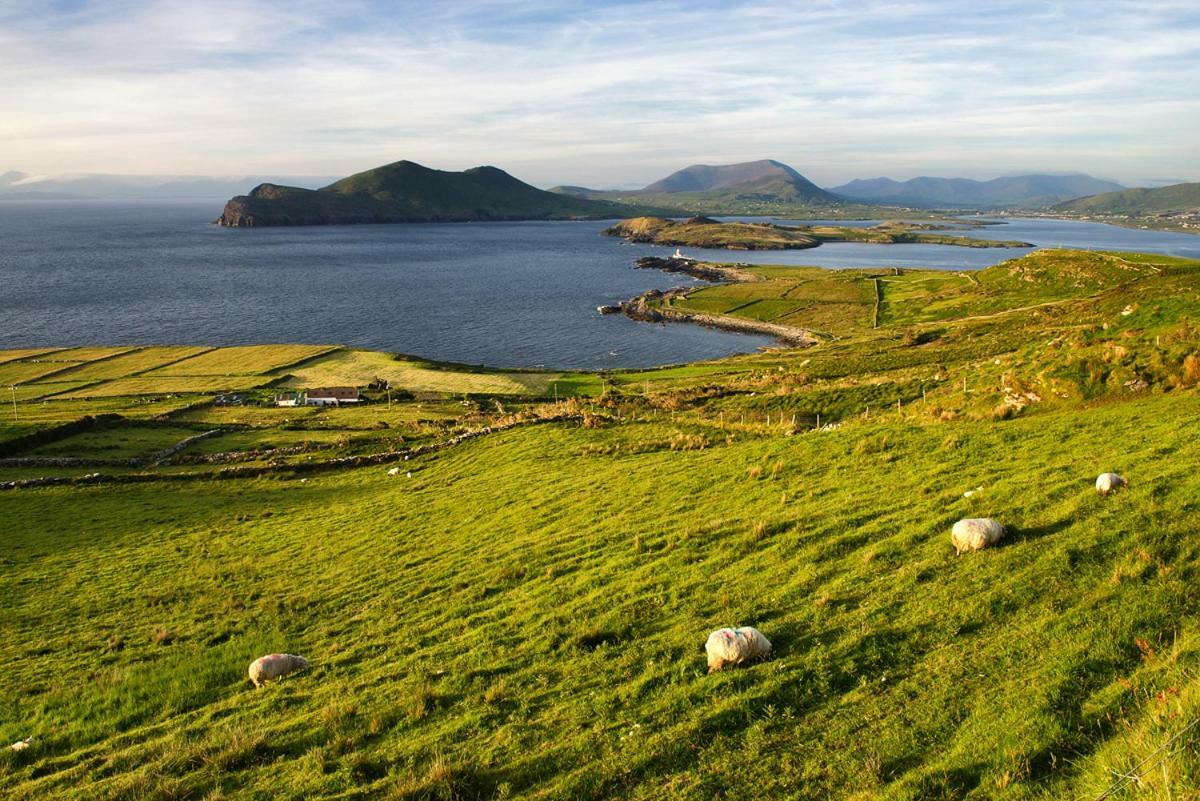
[604, 216, 1033, 249]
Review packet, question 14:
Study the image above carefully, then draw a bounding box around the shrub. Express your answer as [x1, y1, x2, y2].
[669, 431, 708, 451]
[1182, 353, 1200, 387]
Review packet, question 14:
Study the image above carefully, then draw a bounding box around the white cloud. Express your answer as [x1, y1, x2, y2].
[0, 0, 1196, 185]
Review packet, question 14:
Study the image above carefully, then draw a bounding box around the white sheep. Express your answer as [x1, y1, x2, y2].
[387, 467, 401, 476]
[705, 626, 772, 672]
[247, 653, 309, 688]
[951, 518, 1006, 555]
[9, 737, 32, 752]
[1096, 473, 1127, 496]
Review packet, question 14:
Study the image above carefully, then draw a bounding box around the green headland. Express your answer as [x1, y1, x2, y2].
[215, 160, 673, 227]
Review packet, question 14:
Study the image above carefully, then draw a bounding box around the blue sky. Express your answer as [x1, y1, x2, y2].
[1, 0, 1197, 187]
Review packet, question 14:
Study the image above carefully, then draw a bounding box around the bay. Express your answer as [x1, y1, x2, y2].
[2, 203, 1196, 368]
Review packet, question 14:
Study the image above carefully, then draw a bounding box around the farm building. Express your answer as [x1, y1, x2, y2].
[304, 387, 362, 407]
[274, 392, 301, 407]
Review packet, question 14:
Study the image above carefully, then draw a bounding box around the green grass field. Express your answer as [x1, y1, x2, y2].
[24, 425, 202, 460]
[280, 349, 589, 396]
[144, 345, 341, 377]
[2, 248, 1200, 799]
[48, 347, 215, 382]
[56, 375, 275, 399]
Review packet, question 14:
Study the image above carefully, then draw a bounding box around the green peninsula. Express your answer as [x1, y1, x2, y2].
[604, 216, 1033, 250]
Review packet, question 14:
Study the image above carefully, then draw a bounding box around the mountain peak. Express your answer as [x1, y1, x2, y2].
[643, 159, 804, 193]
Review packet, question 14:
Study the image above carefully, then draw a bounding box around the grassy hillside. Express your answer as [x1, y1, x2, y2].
[3, 250, 1200, 799]
[1053, 182, 1200, 216]
[216, 161, 671, 227]
[1049, 183, 1200, 233]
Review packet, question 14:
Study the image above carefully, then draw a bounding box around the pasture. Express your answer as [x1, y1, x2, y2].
[2, 248, 1200, 799]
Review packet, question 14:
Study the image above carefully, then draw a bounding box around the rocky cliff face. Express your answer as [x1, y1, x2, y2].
[215, 183, 374, 227]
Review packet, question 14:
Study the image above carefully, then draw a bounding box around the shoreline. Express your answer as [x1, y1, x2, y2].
[610, 256, 819, 347]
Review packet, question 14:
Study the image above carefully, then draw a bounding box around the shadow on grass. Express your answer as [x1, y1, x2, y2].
[907, 762, 989, 799]
[1005, 518, 1072, 546]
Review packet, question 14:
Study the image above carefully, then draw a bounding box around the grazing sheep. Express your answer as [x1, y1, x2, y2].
[387, 467, 401, 476]
[1096, 472, 1127, 496]
[247, 653, 309, 688]
[10, 737, 32, 752]
[705, 627, 772, 672]
[951, 518, 1006, 555]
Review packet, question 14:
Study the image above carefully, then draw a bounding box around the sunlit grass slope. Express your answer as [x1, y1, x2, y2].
[2, 396, 1200, 799]
[1, 248, 1200, 799]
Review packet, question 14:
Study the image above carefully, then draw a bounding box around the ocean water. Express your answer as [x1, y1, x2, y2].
[2, 203, 1197, 368]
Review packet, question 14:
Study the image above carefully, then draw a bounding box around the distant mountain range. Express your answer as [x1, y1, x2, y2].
[828, 174, 1125, 209]
[0, 171, 337, 200]
[215, 160, 664, 227]
[554, 161, 1128, 212]
[1052, 182, 1200, 216]
[6, 162, 1168, 217]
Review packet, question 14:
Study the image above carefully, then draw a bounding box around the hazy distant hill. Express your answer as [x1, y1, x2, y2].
[0, 172, 337, 200]
[1052, 182, 1200, 215]
[829, 174, 1125, 209]
[216, 160, 658, 227]
[551, 159, 842, 213]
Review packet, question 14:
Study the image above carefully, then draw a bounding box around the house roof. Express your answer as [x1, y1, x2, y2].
[307, 386, 360, 399]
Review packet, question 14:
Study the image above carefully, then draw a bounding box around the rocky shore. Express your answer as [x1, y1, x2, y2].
[632, 255, 762, 282]
[610, 256, 817, 346]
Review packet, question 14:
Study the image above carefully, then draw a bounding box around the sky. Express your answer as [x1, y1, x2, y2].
[1, 0, 1198, 188]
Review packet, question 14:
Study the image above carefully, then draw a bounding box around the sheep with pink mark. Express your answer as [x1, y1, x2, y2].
[704, 626, 772, 672]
